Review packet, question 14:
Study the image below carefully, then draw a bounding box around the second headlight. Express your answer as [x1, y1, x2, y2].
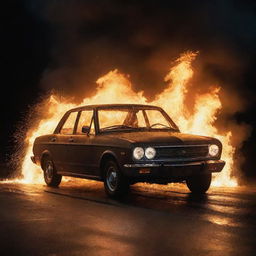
[145, 147, 156, 159]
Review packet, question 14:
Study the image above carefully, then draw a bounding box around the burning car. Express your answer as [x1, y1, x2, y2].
[31, 104, 225, 198]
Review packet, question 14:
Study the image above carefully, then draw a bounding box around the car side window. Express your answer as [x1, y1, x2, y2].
[60, 112, 78, 135]
[76, 110, 94, 135]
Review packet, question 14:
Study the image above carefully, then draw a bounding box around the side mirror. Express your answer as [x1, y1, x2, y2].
[82, 125, 90, 134]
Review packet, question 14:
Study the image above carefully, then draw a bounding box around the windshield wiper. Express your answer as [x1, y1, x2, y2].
[165, 127, 179, 132]
[147, 127, 178, 132]
[101, 125, 136, 131]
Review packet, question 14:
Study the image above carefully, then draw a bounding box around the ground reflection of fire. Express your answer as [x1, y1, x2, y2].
[19, 51, 242, 186]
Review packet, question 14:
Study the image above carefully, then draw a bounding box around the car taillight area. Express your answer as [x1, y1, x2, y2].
[155, 145, 209, 160]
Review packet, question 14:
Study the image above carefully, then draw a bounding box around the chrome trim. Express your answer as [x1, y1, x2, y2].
[206, 160, 225, 164]
[164, 162, 202, 167]
[124, 160, 225, 168]
[124, 163, 161, 168]
[141, 156, 213, 162]
[164, 160, 224, 167]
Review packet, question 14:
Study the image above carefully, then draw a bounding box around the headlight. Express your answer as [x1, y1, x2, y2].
[208, 144, 219, 156]
[133, 147, 144, 160]
[145, 147, 156, 159]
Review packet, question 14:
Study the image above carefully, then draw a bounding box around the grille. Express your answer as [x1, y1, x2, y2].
[155, 145, 209, 160]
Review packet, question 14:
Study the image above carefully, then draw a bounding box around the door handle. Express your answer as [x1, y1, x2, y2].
[68, 137, 74, 142]
[50, 137, 56, 142]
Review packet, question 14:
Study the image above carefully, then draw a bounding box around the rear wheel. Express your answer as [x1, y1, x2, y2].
[104, 160, 129, 199]
[186, 173, 212, 194]
[42, 156, 62, 187]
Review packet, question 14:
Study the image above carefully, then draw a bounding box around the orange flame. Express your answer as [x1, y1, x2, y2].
[20, 51, 237, 186]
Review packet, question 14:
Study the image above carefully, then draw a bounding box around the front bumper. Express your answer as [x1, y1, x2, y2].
[123, 160, 225, 181]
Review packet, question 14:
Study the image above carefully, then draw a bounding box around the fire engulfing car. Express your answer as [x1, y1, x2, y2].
[31, 104, 225, 198]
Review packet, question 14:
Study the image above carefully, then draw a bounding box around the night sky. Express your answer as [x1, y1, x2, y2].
[2, 0, 256, 179]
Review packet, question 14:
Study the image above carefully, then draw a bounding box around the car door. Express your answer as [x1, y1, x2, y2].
[56, 111, 79, 173]
[66, 109, 96, 175]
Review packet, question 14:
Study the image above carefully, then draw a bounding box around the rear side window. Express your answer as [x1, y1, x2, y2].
[60, 112, 78, 135]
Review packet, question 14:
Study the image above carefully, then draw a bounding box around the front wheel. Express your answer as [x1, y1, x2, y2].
[186, 173, 212, 194]
[42, 157, 62, 187]
[104, 160, 129, 199]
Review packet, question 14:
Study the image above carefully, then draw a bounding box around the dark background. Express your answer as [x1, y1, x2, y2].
[1, 0, 256, 180]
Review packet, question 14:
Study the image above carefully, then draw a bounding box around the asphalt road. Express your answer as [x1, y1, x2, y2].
[0, 179, 256, 256]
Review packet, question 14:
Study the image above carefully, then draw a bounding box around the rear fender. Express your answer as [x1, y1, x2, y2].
[40, 150, 52, 169]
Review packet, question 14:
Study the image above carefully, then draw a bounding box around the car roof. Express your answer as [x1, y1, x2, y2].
[68, 104, 163, 112]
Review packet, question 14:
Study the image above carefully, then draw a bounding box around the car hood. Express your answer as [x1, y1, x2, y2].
[105, 131, 217, 145]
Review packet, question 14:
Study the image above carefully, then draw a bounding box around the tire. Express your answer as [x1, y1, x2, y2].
[104, 160, 129, 199]
[186, 173, 212, 194]
[42, 156, 62, 187]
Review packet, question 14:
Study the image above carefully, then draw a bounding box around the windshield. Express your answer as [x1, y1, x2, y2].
[98, 107, 179, 132]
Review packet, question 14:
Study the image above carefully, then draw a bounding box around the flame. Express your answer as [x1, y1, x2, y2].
[19, 51, 237, 186]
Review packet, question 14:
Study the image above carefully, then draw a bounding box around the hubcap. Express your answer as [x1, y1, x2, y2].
[45, 161, 53, 182]
[106, 167, 118, 192]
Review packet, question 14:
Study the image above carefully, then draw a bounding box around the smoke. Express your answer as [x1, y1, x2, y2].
[24, 1, 254, 99]
[21, 0, 255, 180]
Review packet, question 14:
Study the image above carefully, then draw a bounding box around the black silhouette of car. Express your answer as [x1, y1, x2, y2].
[31, 104, 225, 198]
